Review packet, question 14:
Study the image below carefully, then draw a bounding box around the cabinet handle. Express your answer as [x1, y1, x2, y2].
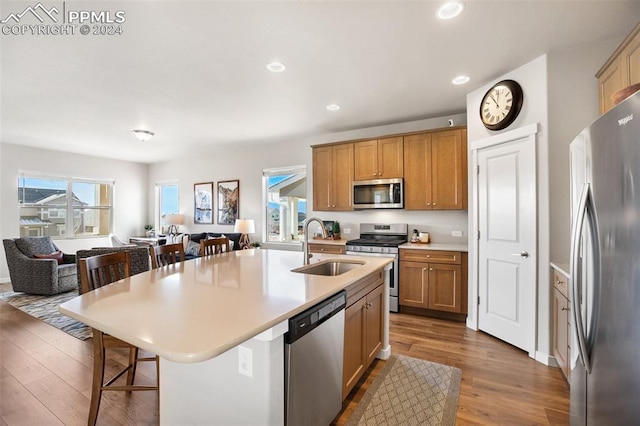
[426, 255, 430, 258]
[561, 306, 570, 312]
[433, 203, 436, 206]
[427, 202, 431, 206]
[429, 268, 434, 271]
[422, 268, 427, 271]
[556, 280, 563, 285]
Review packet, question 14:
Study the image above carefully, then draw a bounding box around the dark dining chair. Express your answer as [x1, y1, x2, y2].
[150, 242, 185, 268]
[78, 251, 159, 426]
[200, 237, 230, 256]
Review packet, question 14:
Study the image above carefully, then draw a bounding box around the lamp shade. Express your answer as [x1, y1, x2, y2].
[165, 214, 184, 225]
[234, 219, 255, 234]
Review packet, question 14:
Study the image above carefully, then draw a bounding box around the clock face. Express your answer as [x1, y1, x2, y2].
[480, 80, 523, 130]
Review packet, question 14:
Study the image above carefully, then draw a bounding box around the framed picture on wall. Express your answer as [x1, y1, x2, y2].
[194, 182, 213, 224]
[217, 180, 239, 225]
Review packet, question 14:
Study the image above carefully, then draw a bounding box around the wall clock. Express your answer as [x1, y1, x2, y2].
[479, 79, 524, 131]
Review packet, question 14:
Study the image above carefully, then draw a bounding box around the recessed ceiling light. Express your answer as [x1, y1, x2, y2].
[266, 62, 286, 72]
[436, 1, 465, 20]
[132, 129, 154, 142]
[452, 75, 470, 85]
[326, 104, 341, 111]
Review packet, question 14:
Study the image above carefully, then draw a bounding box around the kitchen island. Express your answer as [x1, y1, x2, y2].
[60, 249, 392, 425]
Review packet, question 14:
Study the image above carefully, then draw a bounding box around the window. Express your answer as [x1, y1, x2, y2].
[18, 174, 113, 238]
[156, 182, 179, 233]
[263, 166, 306, 243]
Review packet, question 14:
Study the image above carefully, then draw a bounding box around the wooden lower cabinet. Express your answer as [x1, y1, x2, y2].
[552, 268, 571, 381]
[343, 281, 384, 400]
[399, 250, 467, 314]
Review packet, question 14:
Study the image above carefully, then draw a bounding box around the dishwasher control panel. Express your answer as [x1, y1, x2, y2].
[285, 291, 346, 344]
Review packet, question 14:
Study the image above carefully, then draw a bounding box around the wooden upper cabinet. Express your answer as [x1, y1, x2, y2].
[312, 143, 353, 211]
[354, 137, 403, 181]
[597, 22, 640, 114]
[404, 129, 467, 210]
[432, 129, 467, 210]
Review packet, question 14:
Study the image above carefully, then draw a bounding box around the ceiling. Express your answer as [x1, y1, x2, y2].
[2, 1, 639, 164]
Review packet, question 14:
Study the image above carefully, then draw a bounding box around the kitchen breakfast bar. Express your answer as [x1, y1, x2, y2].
[59, 249, 393, 425]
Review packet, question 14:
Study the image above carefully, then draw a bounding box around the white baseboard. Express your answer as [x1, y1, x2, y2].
[535, 351, 558, 367]
[0, 277, 10, 284]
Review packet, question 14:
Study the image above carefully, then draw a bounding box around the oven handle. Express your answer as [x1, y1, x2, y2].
[345, 250, 397, 258]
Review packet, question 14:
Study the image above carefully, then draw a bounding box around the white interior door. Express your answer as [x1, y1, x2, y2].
[477, 135, 536, 355]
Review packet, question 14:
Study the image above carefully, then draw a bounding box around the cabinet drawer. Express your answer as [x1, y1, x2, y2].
[308, 243, 345, 255]
[553, 270, 569, 299]
[400, 249, 461, 264]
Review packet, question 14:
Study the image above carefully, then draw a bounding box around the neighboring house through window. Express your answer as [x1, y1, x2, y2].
[263, 166, 306, 243]
[18, 174, 113, 238]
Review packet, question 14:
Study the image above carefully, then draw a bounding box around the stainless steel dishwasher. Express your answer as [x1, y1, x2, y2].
[284, 290, 346, 426]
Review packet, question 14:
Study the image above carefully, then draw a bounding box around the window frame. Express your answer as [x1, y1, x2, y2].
[262, 165, 307, 246]
[18, 172, 114, 240]
[155, 181, 180, 234]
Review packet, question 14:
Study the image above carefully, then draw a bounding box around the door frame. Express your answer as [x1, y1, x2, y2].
[468, 123, 539, 334]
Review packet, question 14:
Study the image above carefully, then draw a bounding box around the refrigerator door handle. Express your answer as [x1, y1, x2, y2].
[570, 183, 592, 374]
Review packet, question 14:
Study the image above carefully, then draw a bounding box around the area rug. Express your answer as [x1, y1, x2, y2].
[0, 290, 91, 340]
[346, 354, 462, 426]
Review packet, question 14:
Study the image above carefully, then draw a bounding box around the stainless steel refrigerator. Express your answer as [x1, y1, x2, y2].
[569, 90, 640, 424]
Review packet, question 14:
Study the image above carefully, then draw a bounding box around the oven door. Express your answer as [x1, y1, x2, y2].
[345, 250, 399, 312]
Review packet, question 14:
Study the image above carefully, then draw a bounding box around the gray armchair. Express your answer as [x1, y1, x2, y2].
[76, 246, 151, 288]
[3, 237, 78, 295]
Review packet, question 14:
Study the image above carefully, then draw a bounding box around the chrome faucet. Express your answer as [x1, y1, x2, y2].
[303, 217, 329, 265]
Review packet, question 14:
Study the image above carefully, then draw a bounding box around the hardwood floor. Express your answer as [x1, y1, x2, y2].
[0, 296, 569, 425]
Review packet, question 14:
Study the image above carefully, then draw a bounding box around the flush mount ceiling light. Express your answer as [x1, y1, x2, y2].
[326, 104, 341, 111]
[452, 75, 470, 85]
[132, 129, 154, 142]
[266, 62, 286, 72]
[436, 1, 465, 20]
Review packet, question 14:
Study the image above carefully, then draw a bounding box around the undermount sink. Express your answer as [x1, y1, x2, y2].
[292, 260, 365, 276]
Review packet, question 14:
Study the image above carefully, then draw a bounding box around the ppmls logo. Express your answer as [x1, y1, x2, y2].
[1, 2, 126, 36]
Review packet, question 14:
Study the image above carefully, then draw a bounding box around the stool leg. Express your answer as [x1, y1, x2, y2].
[89, 330, 106, 426]
[126, 347, 139, 390]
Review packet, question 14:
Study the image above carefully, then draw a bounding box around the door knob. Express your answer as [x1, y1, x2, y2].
[510, 251, 529, 258]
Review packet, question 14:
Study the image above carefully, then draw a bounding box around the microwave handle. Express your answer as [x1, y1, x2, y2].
[389, 184, 394, 203]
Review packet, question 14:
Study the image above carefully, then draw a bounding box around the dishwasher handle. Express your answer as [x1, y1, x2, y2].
[285, 291, 346, 344]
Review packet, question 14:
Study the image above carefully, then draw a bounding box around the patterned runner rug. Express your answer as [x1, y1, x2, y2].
[0, 290, 91, 340]
[346, 354, 462, 426]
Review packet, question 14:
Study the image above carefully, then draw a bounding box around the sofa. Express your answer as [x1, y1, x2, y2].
[3, 237, 78, 295]
[183, 232, 243, 260]
[76, 246, 152, 288]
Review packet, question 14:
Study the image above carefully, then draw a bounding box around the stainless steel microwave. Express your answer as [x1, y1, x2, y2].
[352, 178, 403, 209]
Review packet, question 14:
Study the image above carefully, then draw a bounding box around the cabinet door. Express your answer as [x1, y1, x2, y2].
[552, 287, 569, 379]
[399, 261, 428, 308]
[599, 55, 626, 114]
[431, 129, 466, 210]
[428, 263, 462, 313]
[308, 243, 345, 255]
[365, 284, 384, 366]
[625, 34, 640, 87]
[403, 133, 432, 210]
[354, 140, 378, 181]
[378, 137, 404, 179]
[343, 297, 366, 399]
[332, 143, 354, 210]
[313, 146, 332, 211]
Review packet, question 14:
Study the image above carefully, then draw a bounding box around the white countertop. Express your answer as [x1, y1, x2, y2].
[400, 242, 469, 252]
[60, 249, 392, 363]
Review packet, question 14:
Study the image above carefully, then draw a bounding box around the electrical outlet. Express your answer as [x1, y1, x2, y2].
[343, 228, 351, 234]
[238, 346, 253, 378]
[451, 230, 463, 237]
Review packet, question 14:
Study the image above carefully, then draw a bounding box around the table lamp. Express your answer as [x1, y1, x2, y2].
[234, 219, 255, 249]
[165, 214, 184, 238]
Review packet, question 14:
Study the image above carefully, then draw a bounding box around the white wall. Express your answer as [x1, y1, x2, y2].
[148, 113, 469, 247]
[547, 37, 621, 264]
[0, 143, 149, 281]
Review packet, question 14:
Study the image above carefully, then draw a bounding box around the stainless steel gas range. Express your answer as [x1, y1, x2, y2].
[345, 223, 408, 312]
